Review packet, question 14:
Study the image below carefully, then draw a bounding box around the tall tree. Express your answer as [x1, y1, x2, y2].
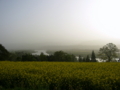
[98, 43, 119, 62]
[91, 50, 96, 62]
[0, 44, 9, 60]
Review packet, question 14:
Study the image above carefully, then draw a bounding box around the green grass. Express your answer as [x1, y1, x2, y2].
[0, 61, 120, 90]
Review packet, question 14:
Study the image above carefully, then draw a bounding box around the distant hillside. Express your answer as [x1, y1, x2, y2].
[6, 39, 120, 50]
[41, 39, 120, 50]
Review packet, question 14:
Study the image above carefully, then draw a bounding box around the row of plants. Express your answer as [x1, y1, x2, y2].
[0, 61, 120, 90]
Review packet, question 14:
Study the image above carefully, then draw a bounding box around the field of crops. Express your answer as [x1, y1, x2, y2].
[0, 61, 120, 90]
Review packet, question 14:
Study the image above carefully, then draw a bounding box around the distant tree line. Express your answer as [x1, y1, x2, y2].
[0, 44, 77, 61]
[0, 44, 98, 62]
[21, 51, 77, 62]
[0, 43, 119, 62]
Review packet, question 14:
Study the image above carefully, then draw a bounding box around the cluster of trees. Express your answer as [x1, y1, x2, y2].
[0, 44, 77, 62]
[78, 51, 97, 62]
[0, 44, 10, 60]
[21, 51, 77, 62]
[0, 43, 119, 62]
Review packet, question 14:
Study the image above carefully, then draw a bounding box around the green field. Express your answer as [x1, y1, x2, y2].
[0, 61, 120, 90]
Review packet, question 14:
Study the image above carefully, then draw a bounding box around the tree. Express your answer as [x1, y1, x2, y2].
[53, 51, 76, 62]
[47, 55, 54, 61]
[91, 50, 96, 62]
[0, 44, 9, 60]
[86, 55, 90, 62]
[79, 55, 83, 62]
[9, 53, 18, 61]
[39, 52, 47, 61]
[98, 43, 119, 62]
[54, 51, 66, 61]
[82, 57, 86, 62]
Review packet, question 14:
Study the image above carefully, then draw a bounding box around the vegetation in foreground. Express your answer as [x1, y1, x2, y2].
[0, 61, 120, 90]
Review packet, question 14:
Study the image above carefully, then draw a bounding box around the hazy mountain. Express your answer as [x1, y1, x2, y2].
[41, 39, 120, 50]
[4, 39, 120, 51]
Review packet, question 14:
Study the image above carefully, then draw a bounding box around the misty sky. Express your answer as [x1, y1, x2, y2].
[1, 0, 120, 49]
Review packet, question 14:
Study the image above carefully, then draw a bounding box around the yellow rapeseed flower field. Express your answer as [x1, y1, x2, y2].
[0, 61, 120, 90]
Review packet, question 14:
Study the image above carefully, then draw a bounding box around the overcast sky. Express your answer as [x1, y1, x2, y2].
[1, 0, 120, 49]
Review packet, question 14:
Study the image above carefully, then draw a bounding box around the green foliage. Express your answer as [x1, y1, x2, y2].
[0, 44, 9, 60]
[91, 50, 96, 62]
[82, 57, 86, 62]
[53, 51, 76, 62]
[47, 49, 99, 57]
[9, 51, 27, 61]
[22, 54, 37, 61]
[98, 43, 119, 62]
[54, 51, 67, 61]
[7, 50, 77, 62]
[39, 52, 47, 61]
[9, 53, 18, 61]
[78, 55, 83, 62]
[0, 62, 120, 90]
[86, 55, 90, 62]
